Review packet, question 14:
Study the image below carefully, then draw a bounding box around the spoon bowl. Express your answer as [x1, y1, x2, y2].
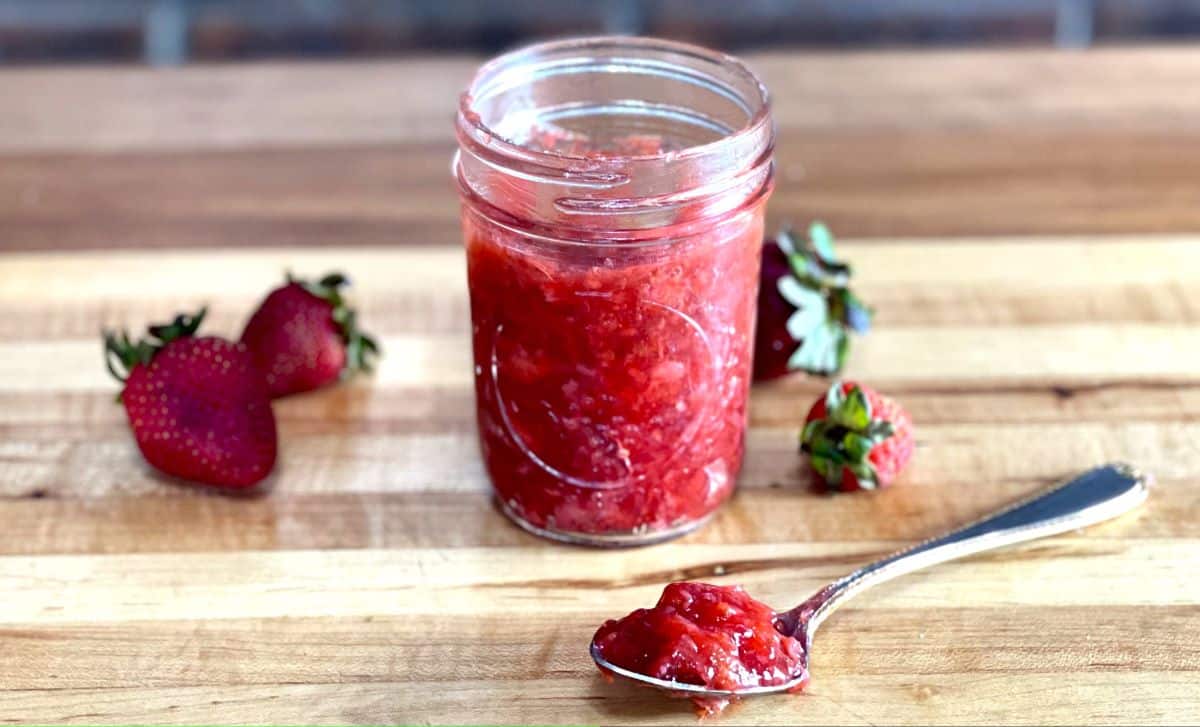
[589, 640, 810, 700]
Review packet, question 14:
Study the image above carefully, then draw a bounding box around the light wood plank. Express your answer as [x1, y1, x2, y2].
[0, 475, 1194, 556]
[5, 240, 1200, 340]
[5, 275, 1198, 341]
[0, 540, 1194, 626]
[0, 145, 458, 252]
[773, 128, 1200, 238]
[2, 420, 1197, 497]
[4, 376, 1199, 441]
[750, 378, 1200, 426]
[6, 239, 1200, 301]
[1, 133, 1200, 247]
[2, 672, 1197, 725]
[3, 323, 1196, 393]
[0, 61, 476, 153]
[1, 49, 1198, 154]
[1, 607, 1195, 691]
[2, 49, 1200, 247]
[0, 131, 1195, 250]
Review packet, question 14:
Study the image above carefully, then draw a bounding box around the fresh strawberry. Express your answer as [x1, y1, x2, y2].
[239, 272, 379, 398]
[801, 381, 913, 492]
[754, 223, 871, 381]
[104, 308, 277, 488]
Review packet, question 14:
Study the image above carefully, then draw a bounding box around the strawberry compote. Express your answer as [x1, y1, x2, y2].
[464, 207, 762, 540]
[593, 582, 809, 714]
[456, 37, 775, 544]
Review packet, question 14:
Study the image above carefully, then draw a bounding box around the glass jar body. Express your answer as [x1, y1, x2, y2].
[455, 37, 774, 545]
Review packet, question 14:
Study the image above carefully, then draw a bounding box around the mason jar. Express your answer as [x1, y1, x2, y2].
[454, 36, 775, 546]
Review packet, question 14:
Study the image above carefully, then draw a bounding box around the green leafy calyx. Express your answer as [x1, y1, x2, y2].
[800, 382, 895, 490]
[774, 223, 872, 376]
[103, 307, 207, 383]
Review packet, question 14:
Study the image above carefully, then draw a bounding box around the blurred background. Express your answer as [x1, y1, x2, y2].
[1, 0, 1199, 66]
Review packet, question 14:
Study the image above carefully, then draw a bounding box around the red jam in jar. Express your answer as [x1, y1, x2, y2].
[593, 582, 809, 714]
[455, 38, 775, 545]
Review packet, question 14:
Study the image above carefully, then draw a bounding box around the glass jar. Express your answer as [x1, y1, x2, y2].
[454, 37, 775, 546]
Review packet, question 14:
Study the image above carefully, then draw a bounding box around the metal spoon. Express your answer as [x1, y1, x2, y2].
[591, 462, 1150, 700]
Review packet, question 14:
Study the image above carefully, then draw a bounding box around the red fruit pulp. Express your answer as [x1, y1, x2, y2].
[464, 204, 763, 539]
[593, 582, 809, 714]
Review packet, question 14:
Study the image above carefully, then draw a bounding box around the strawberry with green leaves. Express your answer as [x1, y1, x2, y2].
[754, 223, 871, 381]
[801, 381, 913, 492]
[104, 308, 278, 489]
[240, 272, 379, 398]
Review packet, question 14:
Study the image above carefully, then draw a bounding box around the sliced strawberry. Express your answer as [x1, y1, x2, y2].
[104, 308, 277, 489]
[801, 381, 914, 492]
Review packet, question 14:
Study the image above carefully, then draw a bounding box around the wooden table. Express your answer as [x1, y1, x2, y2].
[1, 48, 1198, 725]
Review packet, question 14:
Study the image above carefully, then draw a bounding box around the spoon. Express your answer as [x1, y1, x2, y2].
[591, 462, 1150, 700]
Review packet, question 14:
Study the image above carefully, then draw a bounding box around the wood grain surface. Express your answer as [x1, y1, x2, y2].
[1, 48, 1198, 725]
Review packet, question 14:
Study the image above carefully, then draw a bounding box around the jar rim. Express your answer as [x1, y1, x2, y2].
[455, 36, 775, 235]
[458, 35, 772, 166]
[453, 36, 772, 166]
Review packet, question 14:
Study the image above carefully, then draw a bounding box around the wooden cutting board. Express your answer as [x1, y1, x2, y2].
[2, 49, 1199, 725]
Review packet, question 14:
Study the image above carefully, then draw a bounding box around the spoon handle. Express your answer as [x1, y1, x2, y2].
[790, 462, 1150, 641]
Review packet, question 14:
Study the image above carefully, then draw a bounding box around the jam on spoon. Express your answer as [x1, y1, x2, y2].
[593, 582, 808, 715]
[591, 463, 1150, 715]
